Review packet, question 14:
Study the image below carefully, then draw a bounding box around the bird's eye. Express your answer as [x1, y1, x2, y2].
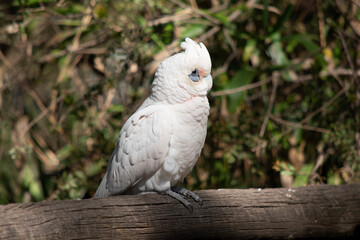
[189, 69, 200, 82]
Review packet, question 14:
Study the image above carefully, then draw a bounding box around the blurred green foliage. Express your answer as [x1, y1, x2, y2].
[0, 0, 359, 204]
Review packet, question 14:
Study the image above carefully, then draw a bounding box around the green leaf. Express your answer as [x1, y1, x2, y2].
[243, 39, 257, 63]
[181, 24, 206, 39]
[225, 69, 256, 113]
[108, 104, 124, 113]
[12, 0, 57, 6]
[22, 158, 44, 201]
[29, 181, 44, 201]
[328, 171, 343, 185]
[268, 32, 289, 66]
[285, 34, 320, 55]
[294, 163, 314, 187]
[213, 12, 231, 27]
[135, 15, 147, 28]
[56, 144, 72, 162]
[151, 34, 166, 50]
[55, 19, 83, 26]
[268, 32, 298, 81]
[85, 161, 103, 177]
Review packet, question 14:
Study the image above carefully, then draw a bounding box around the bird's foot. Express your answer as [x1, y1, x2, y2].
[171, 186, 203, 205]
[165, 186, 203, 212]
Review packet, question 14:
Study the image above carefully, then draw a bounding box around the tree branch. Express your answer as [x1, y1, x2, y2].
[1, 184, 359, 239]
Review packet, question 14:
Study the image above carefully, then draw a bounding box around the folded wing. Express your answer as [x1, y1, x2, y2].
[94, 105, 173, 197]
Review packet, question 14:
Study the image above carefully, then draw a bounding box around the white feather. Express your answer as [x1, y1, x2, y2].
[94, 38, 212, 198]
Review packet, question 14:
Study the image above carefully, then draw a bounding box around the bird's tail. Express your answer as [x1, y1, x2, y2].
[94, 173, 111, 198]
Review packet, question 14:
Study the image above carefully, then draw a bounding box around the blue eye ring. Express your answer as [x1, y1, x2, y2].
[189, 69, 200, 82]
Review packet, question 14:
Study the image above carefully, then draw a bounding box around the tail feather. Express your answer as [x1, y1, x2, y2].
[94, 173, 111, 198]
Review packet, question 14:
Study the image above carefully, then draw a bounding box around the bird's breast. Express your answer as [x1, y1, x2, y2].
[165, 96, 210, 184]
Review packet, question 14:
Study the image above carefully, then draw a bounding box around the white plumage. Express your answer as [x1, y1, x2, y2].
[94, 38, 212, 210]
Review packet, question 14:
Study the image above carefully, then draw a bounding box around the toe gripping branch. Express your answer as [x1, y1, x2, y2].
[165, 186, 203, 212]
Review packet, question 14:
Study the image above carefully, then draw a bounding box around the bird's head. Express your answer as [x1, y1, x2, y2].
[151, 38, 212, 104]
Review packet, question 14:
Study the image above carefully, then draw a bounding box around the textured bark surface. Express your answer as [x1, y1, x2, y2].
[0, 184, 359, 239]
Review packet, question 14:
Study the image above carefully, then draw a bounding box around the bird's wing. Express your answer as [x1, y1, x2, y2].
[105, 104, 174, 195]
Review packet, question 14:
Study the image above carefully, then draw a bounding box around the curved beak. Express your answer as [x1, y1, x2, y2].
[203, 74, 213, 93]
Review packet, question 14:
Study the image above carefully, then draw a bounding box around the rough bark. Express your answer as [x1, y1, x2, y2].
[0, 184, 359, 239]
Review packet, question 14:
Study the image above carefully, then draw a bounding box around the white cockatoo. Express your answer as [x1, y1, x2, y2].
[94, 38, 212, 210]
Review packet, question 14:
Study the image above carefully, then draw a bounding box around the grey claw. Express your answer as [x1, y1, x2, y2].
[171, 186, 203, 205]
[165, 189, 194, 212]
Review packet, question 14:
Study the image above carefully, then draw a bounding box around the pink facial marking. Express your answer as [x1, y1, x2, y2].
[199, 69, 206, 80]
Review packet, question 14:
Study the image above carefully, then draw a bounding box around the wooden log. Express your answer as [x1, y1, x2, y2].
[0, 184, 359, 239]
